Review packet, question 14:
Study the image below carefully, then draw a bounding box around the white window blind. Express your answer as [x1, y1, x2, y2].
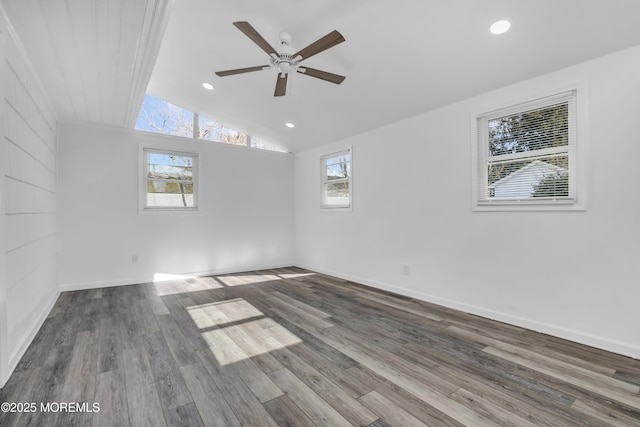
[476, 91, 576, 205]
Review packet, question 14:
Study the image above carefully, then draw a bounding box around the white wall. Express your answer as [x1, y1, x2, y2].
[58, 123, 295, 289]
[0, 9, 59, 386]
[294, 45, 640, 358]
[0, 12, 7, 389]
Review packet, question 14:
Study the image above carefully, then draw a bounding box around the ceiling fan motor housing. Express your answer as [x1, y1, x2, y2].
[273, 32, 298, 75]
[272, 54, 298, 75]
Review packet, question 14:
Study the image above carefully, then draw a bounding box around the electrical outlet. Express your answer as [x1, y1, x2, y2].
[402, 264, 410, 275]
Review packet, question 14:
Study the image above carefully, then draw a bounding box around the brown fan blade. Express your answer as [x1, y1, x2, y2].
[274, 73, 288, 97]
[233, 21, 278, 56]
[298, 67, 345, 84]
[293, 30, 345, 60]
[215, 65, 269, 77]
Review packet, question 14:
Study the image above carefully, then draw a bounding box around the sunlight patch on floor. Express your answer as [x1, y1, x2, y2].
[152, 273, 223, 296]
[203, 318, 302, 365]
[278, 272, 317, 279]
[216, 274, 281, 287]
[153, 272, 197, 282]
[187, 298, 264, 329]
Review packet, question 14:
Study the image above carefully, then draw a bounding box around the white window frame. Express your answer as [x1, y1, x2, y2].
[320, 147, 352, 210]
[472, 88, 586, 211]
[141, 148, 199, 212]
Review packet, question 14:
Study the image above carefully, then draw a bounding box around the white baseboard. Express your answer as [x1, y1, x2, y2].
[7, 289, 61, 375]
[60, 277, 148, 292]
[296, 263, 640, 360]
[59, 263, 294, 292]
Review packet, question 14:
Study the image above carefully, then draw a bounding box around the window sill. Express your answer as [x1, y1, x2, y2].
[473, 198, 585, 212]
[321, 205, 352, 212]
[141, 207, 200, 215]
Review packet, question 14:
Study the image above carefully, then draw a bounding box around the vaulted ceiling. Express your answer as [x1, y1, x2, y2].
[3, 0, 640, 153]
[2, 0, 172, 129]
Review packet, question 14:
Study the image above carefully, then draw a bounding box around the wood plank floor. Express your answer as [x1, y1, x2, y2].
[1, 267, 639, 426]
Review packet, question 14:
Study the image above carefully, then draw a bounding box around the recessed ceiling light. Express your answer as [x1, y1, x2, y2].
[202, 82, 214, 90]
[490, 20, 511, 35]
[285, 122, 295, 128]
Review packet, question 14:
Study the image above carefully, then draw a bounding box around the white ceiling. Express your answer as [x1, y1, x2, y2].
[1, 0, 172, 128]
[4, 0, 640, 153]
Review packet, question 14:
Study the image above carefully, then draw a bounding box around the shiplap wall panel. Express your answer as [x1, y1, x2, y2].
[1, 7, 58, 376]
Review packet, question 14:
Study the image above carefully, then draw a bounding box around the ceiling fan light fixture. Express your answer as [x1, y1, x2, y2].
[202, 82, 214, 90]
[490, 20, 511, 35]
[278, 62, 291, 74]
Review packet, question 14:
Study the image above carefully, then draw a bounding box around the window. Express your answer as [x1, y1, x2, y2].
[198, 114, 248, 146]
[321, 148, 352, 209]
[136, 94, 194, 138]
[135, 94, 285, 152]
[474, 90, 577, 209]
[249, 136, 284, 152]
[143, 149, 198, 210]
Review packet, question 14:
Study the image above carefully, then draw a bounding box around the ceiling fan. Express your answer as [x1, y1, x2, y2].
[215, 21, 346, 97]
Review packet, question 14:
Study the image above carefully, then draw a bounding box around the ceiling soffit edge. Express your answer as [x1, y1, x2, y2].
[123, 0, 175, 128]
